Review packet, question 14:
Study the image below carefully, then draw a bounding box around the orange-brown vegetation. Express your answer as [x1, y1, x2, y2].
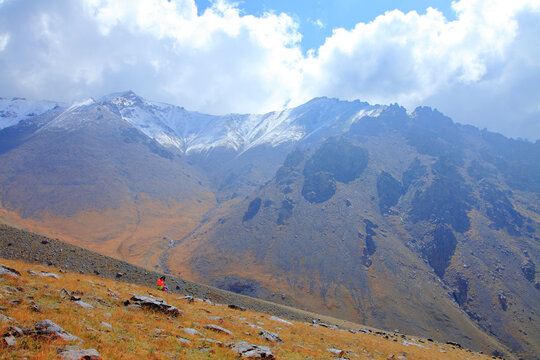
[1, 258, 503, 359]
[0, 193, 215, 272]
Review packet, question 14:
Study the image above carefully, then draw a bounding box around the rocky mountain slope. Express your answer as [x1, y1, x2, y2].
[165, 106, 540, 359]
[0, 226, 512, 359]
[0, 93, 538, 359]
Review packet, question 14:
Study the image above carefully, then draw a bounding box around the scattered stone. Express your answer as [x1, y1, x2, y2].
[446, 341, 461, 348]
[57, 346, 102, 360]
[74, 300, 94, 309]
[269, 316, 293, 325]
[9, 298, 22, 305]
[178, 337, 191, 344]
[259, 330, 283, 343]
[207, 316, 223, 322]
[124, 295, 182, 317]
[327, 348, 346, 356]
[33, 319, 81, 342]
[41, 239, 50, 244]
[183, 328, 203, 336]
[41, 272, 60, 279]
[30, 303, 43, 312]
[107, 292, 120, 299]
[178, 296, 194, 303]
[0, 313, 16, 323]
[100, 322, 112, 328]
[4, 325, 24, 337]
[317, 322, 338, 329]
[228, 304, 246, 311]
[360, 328, 372, 334]
[3, 335, 16, 346]
[247, 323, 264, 330]
[230, 341, 275, 359]
[202, 298, 214, 305]
[0, 266, 20, 279]
[204, 324, 232, 335]
[1, 264, 21, 275]
[402, 340, 428, 349]
[87, 297, 106, 305]
[116, 272, 123, 278]
[200, 338, 224, 346]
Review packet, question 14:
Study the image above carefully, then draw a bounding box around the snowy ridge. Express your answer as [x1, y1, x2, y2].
[0, 97, 62, 130]
[100, 91, 381, 153]
[0, 91, 383, 153]
[38, 98, 97, 131]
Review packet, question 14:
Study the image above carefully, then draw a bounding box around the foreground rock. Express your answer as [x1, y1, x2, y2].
[204, 324, 232, 335]
[58, 346, 102, 360]
[0, 264, 21, 278]
[33, 319, 81, 342]
[230, 341, 275, 359]
[124, 295, 183, 317]
[259, 330, 283, 343]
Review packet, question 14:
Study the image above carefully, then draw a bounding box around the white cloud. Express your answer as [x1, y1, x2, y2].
[297, 0, 540, 139]
[0, 0, 303, 114]
[0, 33, 8, 51]
[308, 18, 325, 29]
[0, 0, 539, 139]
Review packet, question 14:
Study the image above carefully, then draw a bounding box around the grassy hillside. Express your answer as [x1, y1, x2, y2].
[0, 258, 506, 360]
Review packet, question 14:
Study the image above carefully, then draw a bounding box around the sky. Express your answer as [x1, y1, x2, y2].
[0, 0, 539, 140]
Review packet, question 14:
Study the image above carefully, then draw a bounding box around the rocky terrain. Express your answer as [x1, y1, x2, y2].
[167, 107, 540, 359]
[1, 255, 511, 359]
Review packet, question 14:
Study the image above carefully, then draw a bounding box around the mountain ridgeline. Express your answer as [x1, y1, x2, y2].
[0, 93, 538, 359]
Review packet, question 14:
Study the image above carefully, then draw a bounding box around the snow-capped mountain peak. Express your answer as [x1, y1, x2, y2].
[0, 97, 63, 130]
[0, 91, 384, 154]
[98, 92, 380, 154]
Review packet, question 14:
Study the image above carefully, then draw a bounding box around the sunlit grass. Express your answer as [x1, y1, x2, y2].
[0, 258, 496, 359]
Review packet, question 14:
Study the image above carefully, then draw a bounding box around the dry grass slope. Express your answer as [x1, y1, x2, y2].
[1, 259, 504, 360]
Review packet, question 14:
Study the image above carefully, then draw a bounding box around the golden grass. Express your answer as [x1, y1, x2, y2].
[0, 193, 216, 272]
[0, 258, 497, 360]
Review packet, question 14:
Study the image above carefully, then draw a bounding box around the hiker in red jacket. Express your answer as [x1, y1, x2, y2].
[157, 276, 169, 292]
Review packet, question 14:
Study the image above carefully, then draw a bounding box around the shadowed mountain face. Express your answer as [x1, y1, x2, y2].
[0, 93, 539, 359]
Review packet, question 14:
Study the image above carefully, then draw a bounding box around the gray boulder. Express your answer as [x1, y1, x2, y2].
[57, 346, 101, 360]
[204, 324, 232, 335]
[124, 295, 183, 317]
[259, 330, 283, 343]
[33, 319, 81, 342]
[0, 264, 20, 279]
[230, 341, 275, 359]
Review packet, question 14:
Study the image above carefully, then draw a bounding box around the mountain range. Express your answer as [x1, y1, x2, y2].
[0, 91, 538, 359]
